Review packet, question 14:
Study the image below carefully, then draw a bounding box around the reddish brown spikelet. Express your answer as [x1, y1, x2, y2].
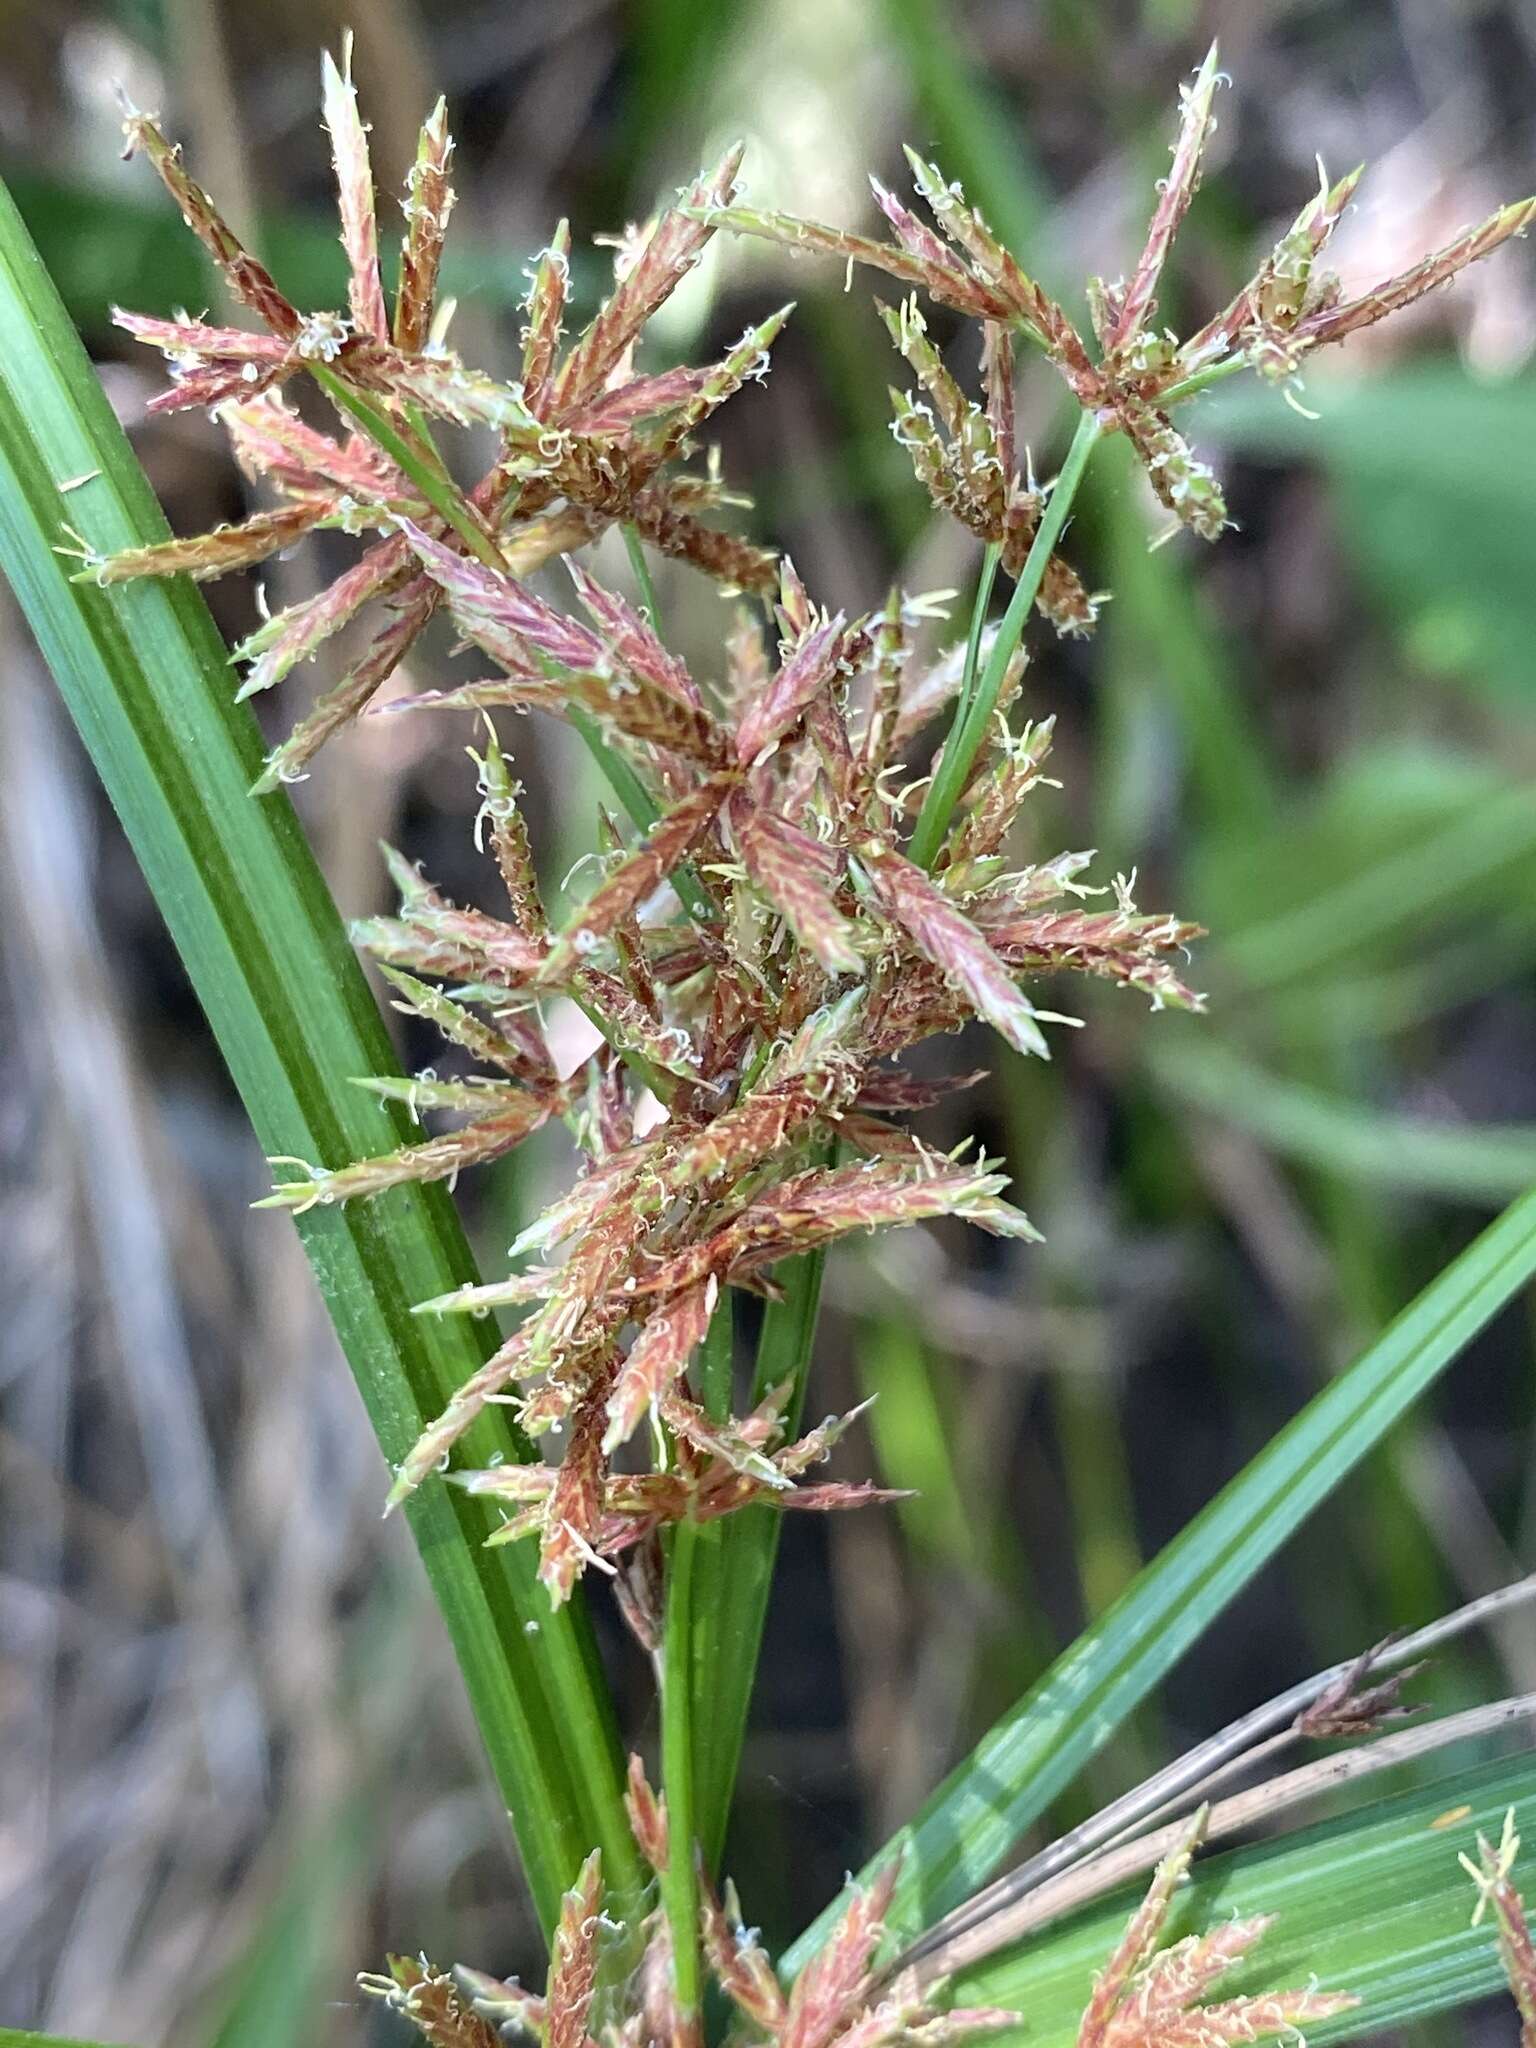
[624, 1752, 670, 1874]
[378, 966, 548, 1081]
[632, 1156, 1037, 1300]
[225, 388, 399, 497]
[254, 585, 437, 792]
[1076, 1812, 1356, 2048]
[1299, 196, 1536, 350]
[540, 1387, 616, 1605]
[547, 1849, 605, 2048]
[553, 143, 746, 412]
[1117, 402, 1227, 540]
[568, 559, 702, 708]
[543, 776, 734, 984]
[1108, 46, 1223, 351]
[321, 41, 389, 342]
[978, 879, 1205, 1012]
[605, 1281, 715, 1453]
[396, 516, 609, 671]
[1184, 162, 1361, 369]
[900, 151, 1065, 350]
[257, 1090, 552, 1214]
[521, 220, 572, 411]
[629, 482, 781, 597]
[1080, 1811, 1209, 2048]
[396, 96, 456, 353]
[782, 1858, 903, 2048]
[91, 504, 327, 586]
[982, 321, 1016, 478]
[703, 199, 1004, 323]
[235, 539, 410, 699]
[736, 614, 850, 764]
[1292, 1642, 1424, 1739]
[646, 303, 795, 467]
[860, 842, 1050, 1058]
[454, 1966, 548, 2037]
[703, 1874, 789, 2031]
[732, 793, 864, 976]
[120, 109, 301, 338]
[1462, 1811, 1536, 2048]
[360, 1956, 504, 2048]
[386, 1330, 528, 1509]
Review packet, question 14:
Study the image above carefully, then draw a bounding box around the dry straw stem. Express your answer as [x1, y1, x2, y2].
[895, 1572, 1536, 1983]
[909, 1691, 1536, 1988]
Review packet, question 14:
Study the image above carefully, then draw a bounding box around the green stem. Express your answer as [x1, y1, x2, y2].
[661, 1306, 732, 2023]
[1158, 352, 1250, 408]
[311, 368, 498, 566]
[909, 409, 1102, 870]
[949, 537, 1002, 747]
[689, 1211, 831, 1872]
[623, 520, 662, 631]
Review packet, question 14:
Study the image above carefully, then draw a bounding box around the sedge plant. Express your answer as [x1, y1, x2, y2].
[5, 38, 1536, 2048]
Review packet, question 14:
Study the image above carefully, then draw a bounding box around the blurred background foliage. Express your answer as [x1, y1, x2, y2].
[1, 0, 1534, 2041]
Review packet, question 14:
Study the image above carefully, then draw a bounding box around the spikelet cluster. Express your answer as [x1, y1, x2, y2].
[708, 44, 1535, 546]
[96, 42, 779, 791]
[99, 46, 1532, 1610]
[1073, 1814, 1355, 2048]
[365, 1759, 1017, 2048]
[364, 1781, 1356, 2048]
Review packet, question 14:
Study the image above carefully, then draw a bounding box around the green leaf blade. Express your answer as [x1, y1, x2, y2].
[956, 1749, 1536, 2047]
[784, 1181, 1536, 1967]
[0, 173, 641, 1936]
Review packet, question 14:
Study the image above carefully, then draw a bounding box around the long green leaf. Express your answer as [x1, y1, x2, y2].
[954, 1748, 1536, 2046]
[0, 174, 641, 1934]
[784, 1180, 1536, 1966]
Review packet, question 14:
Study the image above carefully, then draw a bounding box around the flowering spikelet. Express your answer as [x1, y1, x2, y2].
[859, 842, 1051, 1058]
[881, 298, 1097, 632]
[385, 1791, 1015, 2048]
[360, 1955, 504, 2048]
[1075, 1813, 1356, 2048]
[1461, 1810, 1536, 2047]
[395, 97, 455, 353]
[703, 48, 1534, 543]
[102, 76, 787, 780]
[110, 48, 1237, 1600]
[268, 591, 1196, 1589]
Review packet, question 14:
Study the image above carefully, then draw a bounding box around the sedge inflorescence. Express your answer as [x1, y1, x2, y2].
[362, 1769, 1355, 2048]
[98, 46, 1530, 1632]
[92, 39, 1536, 2048]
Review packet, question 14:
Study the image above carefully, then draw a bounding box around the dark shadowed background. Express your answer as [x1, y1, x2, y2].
[2, 0, 1534, 2041]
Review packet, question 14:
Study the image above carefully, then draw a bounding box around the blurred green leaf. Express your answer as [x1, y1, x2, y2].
[1151, 1037, 1536, 1204]
[1191, 746, 1536, 997]
[1205, 366, 1536, 703]
[0, 2035, 133, 2047]
[205, 1797, 372, 2048]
